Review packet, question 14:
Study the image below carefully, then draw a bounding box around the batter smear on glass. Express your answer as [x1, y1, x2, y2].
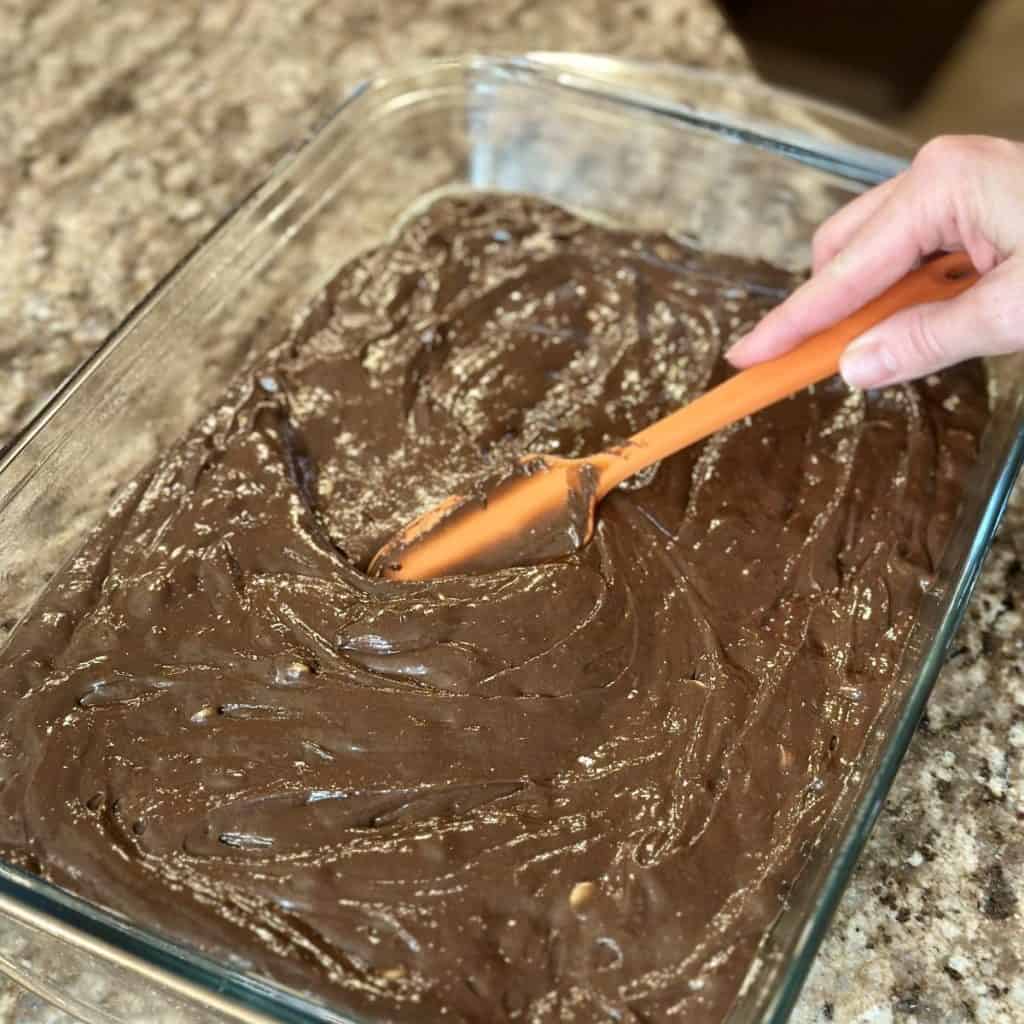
[0, 196, 988, 1022]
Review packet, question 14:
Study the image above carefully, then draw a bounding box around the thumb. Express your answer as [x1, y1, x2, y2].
[839, 259, 1024, 389]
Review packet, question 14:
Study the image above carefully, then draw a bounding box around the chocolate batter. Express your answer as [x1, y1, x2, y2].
[0, 196, 988, 1022]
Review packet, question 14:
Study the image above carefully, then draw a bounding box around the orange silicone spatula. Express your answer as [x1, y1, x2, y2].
[369, 251, 978, 582]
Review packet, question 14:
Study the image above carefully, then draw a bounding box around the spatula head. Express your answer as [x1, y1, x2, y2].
[368, 455, 599, 581]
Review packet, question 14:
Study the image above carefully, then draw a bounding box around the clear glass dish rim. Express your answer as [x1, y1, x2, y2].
[0, 53, 906, 475]
[0, 54, 1021, 1024]
[526, 51, 918, 158]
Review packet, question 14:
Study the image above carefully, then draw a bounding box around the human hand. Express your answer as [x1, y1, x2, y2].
[726, 135, 1024, 388]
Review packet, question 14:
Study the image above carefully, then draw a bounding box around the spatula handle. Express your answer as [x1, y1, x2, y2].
[594, 251, 979, 497]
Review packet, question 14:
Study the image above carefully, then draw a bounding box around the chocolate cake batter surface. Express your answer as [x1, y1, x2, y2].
[0, 196, 988, 1022]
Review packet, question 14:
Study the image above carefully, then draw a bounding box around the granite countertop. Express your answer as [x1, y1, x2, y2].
[0, 2, 1020, 1021]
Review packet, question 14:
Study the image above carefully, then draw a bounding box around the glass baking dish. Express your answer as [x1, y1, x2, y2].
[0, 56, 1021, 1024]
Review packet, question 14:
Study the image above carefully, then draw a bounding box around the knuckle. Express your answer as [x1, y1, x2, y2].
[901, 308, 947, 369]
[912, 135, 988, 184]
[909, 137, 994, 250]
[914, 134, 1017, 178]
[913, 134, 963, 172]
[811, 226, 834, 265]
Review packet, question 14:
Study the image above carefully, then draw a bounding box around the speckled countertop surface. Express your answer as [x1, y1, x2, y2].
[0, 2, 1020, 1022]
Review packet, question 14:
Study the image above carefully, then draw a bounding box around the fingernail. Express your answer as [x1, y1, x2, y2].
[839, 331, 893, 390]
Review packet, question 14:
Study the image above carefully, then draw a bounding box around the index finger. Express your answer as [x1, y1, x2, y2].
[812, 172, 904, 272]
[727, 182, 939, 368]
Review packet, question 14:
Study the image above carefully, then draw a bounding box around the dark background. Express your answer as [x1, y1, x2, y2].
[720, 0, 988, 119]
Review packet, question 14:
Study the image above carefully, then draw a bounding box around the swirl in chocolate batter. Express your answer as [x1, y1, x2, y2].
[0, 196, 988, 1022]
